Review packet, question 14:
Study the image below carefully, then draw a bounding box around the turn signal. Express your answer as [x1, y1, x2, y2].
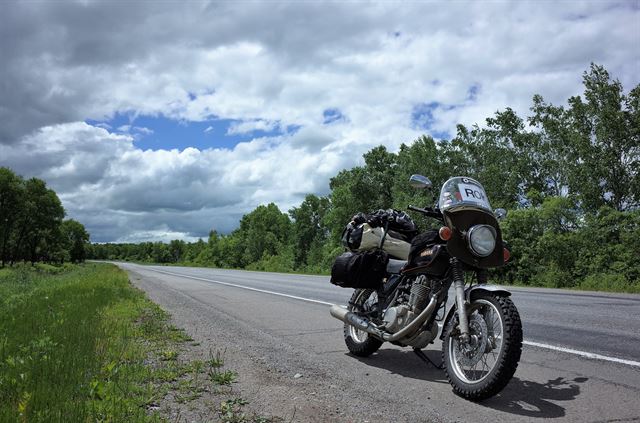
[439, 226, 452, 241]
[503, 247, 511, 262]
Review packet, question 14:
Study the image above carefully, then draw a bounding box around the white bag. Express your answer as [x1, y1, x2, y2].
[358, 223, 410, 260]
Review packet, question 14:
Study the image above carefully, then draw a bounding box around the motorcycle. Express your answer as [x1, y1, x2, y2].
[329, 174, 522, 400]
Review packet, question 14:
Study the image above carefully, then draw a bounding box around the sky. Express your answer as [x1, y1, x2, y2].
[1, 1, 638, 243]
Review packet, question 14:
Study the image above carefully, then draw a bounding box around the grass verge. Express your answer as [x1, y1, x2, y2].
[0, 263, 281, 422]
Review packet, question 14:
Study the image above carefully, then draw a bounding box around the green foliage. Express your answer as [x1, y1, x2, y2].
[580, 273, 635, 293]
[529, 64, 639, 212]
[289, 194, 331, 268]
[246, 249, 295, 273]
[0, 167, 90, 266]
[88, 64, 638, 292]
[499, 199, 639, 292]
[325, 146, 398, 242]
[236, 203, 291, 266]
[61, 219, 90, 263]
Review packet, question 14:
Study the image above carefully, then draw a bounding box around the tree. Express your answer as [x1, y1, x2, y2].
[61, 219, 90, 263]
[446, 113, 523, 209]
[152, 242, 172, 263]
[325, 146, 399, 241]
[12, 178, 65, 263]
[530, 63, 639, 212]
[289, 194, 330, 268]
[169, 239, 186, 263]
[0, 168, 24, 266]
[235, 203, 291, 265]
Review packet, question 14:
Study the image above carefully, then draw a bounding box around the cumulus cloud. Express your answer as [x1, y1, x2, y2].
[0, 122, 353, 241]
[0, 1, 638, 241]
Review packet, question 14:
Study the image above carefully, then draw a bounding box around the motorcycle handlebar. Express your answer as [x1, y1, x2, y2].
[408, 205, 443, 220]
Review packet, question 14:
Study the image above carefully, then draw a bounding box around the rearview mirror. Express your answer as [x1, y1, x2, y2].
[494, 208, 507, 220]
[409, 174, 432, 189]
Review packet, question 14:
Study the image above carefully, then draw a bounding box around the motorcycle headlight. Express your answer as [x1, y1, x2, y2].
[467, 225, 497, 257]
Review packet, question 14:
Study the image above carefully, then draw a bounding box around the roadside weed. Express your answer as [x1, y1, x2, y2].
[219, 398, 284, 423]
[160, 349, 178, 361]
[206, 349, 237, 386]
[211, 369, 238, 386]
[207, 348, 225, 368]
[220, 398, 249, 422]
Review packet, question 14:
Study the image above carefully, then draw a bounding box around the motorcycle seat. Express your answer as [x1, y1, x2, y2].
[386, 258, 407, 274]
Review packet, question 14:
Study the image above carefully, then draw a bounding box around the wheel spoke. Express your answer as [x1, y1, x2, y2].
[348, 290, 379, 343]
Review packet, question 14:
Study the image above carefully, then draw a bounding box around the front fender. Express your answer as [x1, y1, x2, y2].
[465, 284, 511, 302]
[439, 284, 512, 340]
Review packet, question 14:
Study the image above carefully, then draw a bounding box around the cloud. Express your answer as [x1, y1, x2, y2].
[134, 126, 153, 135]
[226, 119, 279, 135]
[0, 1, 638, 241]
[0, 122, 357, 241]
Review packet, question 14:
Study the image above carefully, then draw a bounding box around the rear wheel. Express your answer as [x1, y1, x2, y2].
[344, 289, 384, 357]
[442, 292, 522, 401]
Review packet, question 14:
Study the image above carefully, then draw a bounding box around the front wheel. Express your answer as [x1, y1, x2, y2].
[442, 292, 522, 401]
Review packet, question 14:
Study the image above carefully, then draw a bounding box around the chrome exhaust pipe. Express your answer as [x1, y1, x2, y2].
[330, 305, 385, 338]
[329, 295, 438, 342]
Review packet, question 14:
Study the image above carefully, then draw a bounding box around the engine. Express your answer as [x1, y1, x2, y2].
[381, 275, 440, 348]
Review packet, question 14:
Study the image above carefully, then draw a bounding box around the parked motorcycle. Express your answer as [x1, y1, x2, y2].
[329, 175, 522, 400]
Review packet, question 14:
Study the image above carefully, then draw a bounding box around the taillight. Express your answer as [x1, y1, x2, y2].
[439, 226, 452, 241]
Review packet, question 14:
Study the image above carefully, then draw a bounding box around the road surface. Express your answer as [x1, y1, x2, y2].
[117, 262, 640, 423]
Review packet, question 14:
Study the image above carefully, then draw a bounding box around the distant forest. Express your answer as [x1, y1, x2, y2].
[18, 64, 640, 292]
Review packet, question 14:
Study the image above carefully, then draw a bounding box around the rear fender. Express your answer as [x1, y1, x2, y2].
[439, 284, 511, 340]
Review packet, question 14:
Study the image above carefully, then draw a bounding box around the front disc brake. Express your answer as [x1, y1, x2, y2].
[455, 313, 488, 367]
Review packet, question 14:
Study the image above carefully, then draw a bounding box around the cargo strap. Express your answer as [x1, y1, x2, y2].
[378, 221, 390, 249]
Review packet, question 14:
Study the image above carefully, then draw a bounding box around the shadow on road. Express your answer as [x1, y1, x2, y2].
[354, 349, 587, 418]
[482, 376, 588, 418]
[350, 348, 448, 384]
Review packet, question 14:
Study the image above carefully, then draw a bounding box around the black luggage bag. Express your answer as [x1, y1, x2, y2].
[330, 250, 389, 289]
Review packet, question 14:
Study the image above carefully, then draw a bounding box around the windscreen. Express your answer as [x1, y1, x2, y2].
[438, 177, 492, 213]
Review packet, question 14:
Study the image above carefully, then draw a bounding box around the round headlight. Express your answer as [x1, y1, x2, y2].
[467, 225, 497, 257]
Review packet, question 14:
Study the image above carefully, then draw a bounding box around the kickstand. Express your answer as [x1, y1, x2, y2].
[413, 348, 444, 370]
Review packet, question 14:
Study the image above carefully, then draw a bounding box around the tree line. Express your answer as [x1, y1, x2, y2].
[0, 168, 89, 266]
[91, 64, 638, 292]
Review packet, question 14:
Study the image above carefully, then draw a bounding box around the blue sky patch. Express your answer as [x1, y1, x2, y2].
[466, 84, 480, 102]
[411, 102, 455, 140]
[87, 113, 290, 151]
[322, 108, 346, 124]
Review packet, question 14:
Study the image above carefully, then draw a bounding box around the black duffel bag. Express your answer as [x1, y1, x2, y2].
[367, 209, 418, 241]
[330, 250, 389, 289]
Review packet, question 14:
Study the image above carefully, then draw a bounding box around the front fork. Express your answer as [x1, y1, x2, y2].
[451, 258, 470, 343]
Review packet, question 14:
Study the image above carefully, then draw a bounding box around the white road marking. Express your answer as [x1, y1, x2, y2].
[144, 266, 640, 368]
[149, 267, 334, 306]
[522, 341, 640, 368]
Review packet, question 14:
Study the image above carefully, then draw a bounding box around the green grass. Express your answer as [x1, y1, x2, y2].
[0, 263, 181, 422]
[0, 263, 284, 423]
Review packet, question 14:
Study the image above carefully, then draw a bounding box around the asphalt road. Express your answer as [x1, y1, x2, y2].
[117, 262, 640, 422]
